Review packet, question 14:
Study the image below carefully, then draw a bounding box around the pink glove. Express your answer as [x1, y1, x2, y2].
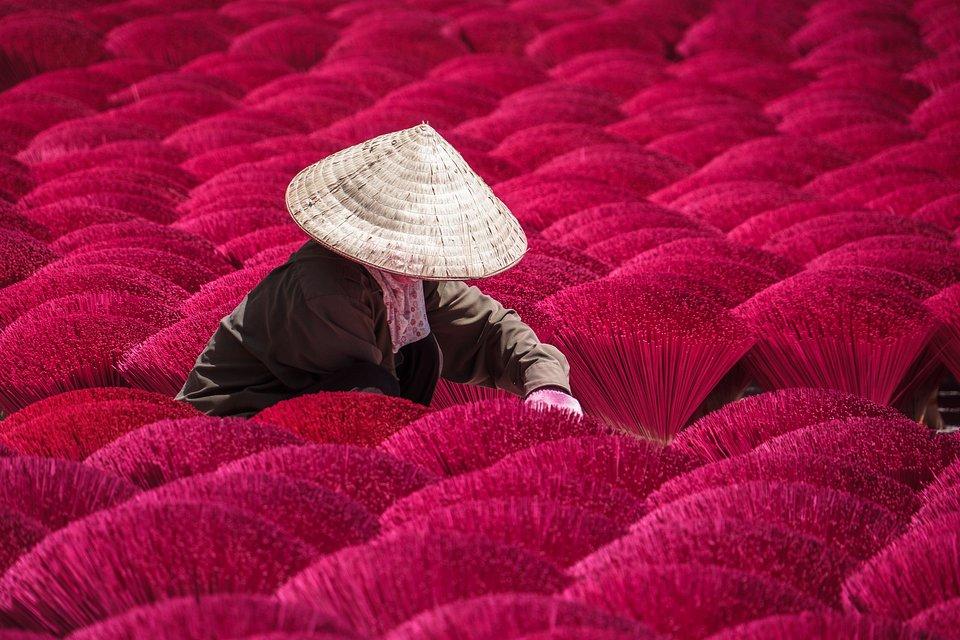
[525, 389, 583, 416]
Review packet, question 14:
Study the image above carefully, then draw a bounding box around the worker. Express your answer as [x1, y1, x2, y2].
[177, 124, 582, 418]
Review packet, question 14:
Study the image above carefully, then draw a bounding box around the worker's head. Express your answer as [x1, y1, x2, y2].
[285, 124, 527, 281]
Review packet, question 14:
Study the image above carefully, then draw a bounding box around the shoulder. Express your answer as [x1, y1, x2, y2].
[426, 279, 497, 311]
[287, 240, 375, 301]
[425, 280, 468, 294]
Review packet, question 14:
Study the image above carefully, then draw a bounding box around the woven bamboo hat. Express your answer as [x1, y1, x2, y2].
[285, 124, 527, 280]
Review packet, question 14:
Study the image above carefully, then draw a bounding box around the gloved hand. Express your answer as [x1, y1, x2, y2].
[525, 388, 584, 416]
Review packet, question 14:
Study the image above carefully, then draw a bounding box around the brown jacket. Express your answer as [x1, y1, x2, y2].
[177, 241, 570, 416]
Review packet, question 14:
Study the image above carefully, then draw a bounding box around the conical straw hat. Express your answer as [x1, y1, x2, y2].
[285, 124, 527, 280]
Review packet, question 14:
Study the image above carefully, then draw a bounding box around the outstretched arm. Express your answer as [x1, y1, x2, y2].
[424, 280, 571, 398]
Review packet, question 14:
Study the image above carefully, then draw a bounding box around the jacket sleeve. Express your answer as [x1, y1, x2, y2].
[425, 280, 571, 397]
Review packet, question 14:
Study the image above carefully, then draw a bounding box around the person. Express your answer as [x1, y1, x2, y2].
[177, 124, 582, 418]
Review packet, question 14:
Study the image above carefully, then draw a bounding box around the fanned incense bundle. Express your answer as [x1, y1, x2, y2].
[382, 463, 642, 529]
[710, 612, 928, 640]
[1, 390, 197, 459]
[501, 181, 641, 231]
[86, 416, 304, 488]
[534, 143, 692, 196]
[665, 180, 810, 232]
[383, 593, 656, 640]
[428, 53, 545, 96]
[67, 595, 351, 640]
[220, 444, 435, 514]
[3, 65, 114, 117]
[574, 516, 854, 605]
[228, 17, 339, 69]
[278, 530, 567, 636]
[474, 251, 600, 338]
[256, 391, 430, 447]
[135, 470, 379, 551]
[648, 448, 918, 517]
[762, 211, 948, 264]
[807, 236, 960, 288]
[0, 264, 187, 329]
[734, 272, 937, 404]
[382, 398, 608, 475]
[583, 226, 720, 268]
[182, 137, 338, 182]
[19, 166, 188, 213]
[0, 387, 193, 434]
[0, 294, 174, 412]
[728, 201, 850, 247]
[377, 79, 500, 124]
[29, 136, 183, 179]
[639, 481, 903, 561]
[525, 17, 665, 66]
[487, 435, 693, 500]
[50, 220, 222, 264]
[621, 80, 757, 117]
[0, 14, 104, 85]
[0, 501, 315, 635]
[802, 266, 936, 300]
[630, 237, 798, 278]
[490, 122, 621, 168]
[0, 206, 47, 242]
[52, 247, 226, 292]
[755, 416, 946, 489]
[564, 563, 820, 640]
[18, 115, 158, 165]
[384, 496, 623, 567]
[911, 83, 960, 132]
[453, 93, 621, 143]
[541, 202, 709, 249]
[108, 93, 239, 137]
[646, 120, 775, 166]
[325, 25, 465, 75]
[818, 122, 919, 159]
[914, 194, 960, 231]
[512, 630, 653, 640]
[843, 530, 960, 621]
[440, 11, 539, 58]
[613, 255, 779, 307]
[174, 205, 289, 246]
[673, 388, 902, 464]
[164, 110, 302, 157]
[104, 16, 232, 67]
[0, 94, 91, 146]
[21, 202, 134, 238]
[650, 135, 851, 201]
[538, 274, 753, 441]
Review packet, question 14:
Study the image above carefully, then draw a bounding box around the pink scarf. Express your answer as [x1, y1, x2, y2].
[366, 268, 431, 352]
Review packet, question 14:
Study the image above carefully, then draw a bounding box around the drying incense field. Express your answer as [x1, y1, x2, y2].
[1, 0, 960, 637]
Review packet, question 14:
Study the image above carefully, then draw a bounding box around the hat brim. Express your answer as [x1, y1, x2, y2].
[284, 125, 528, 280]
